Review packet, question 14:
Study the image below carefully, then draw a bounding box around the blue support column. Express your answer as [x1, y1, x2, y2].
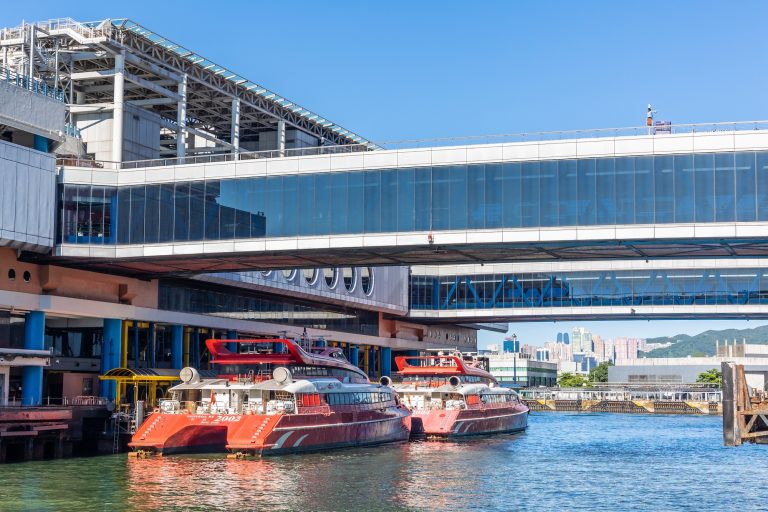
[369, 347, 376, 377]
[101, 318, 122, 401]
[226, 330, 237, 353]
[171, 325, 184, 369]
[349, 346, 359, 368]
[33, 134, 48, 152]
[381, 347, 392, 378]
[133, 324, 140, 368]
[21, 311, 45, 406]
[149, 322, 156, 368]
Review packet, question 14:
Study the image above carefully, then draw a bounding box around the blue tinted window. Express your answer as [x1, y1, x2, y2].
[635, 157, 654, 223]
[595, 158, 615, 225]
[558, 160, 577, 226]
[159, 184, 175, 243]
[129, 186, 145, 244]
[204, 181, 221, 240]
[282, 175, 298, 236]
[521, 162, 539, 227]
[577, 159, 596, 225]
[414, 167, 432, 232]
[397, 168, 415, 232]
[735, 152, 756, 222]
[502, 162, 521, 228]
[315, 174, 331, 236]
[714, 153, 734, 222]
[117, 187, 131, 243]
[757, 152, 768, 221]
[364, 171, 381, 233]
[144, 184, 160, 244]
[654, 156, 673, 223]
[485, 164, 503, 229]
[431, 166, 450, 230]
[264, 177, 282, 237]
[539, 161, 558, 227]
[449, 166, 467, 230]
[347, 172, 364, 234]
[330, 173, 348, 234]
[381, 170, 398, 232]
[674, 155, 694, 223]
[615, 157, 634, 224]
[694, 154, 715, 223]
[467, 164, 485, 229]
[298, 174, 315, 236]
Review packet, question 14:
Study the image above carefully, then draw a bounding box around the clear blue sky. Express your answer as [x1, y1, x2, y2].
[4, 1, 768, 345]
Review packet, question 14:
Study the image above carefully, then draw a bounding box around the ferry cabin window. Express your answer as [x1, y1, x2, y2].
[325, 392, 392, 406]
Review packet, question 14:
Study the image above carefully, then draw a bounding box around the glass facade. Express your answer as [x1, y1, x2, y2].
[59, 151, 768, 245]
[158, 280, 379, 336]
[411, 268, 768, 310]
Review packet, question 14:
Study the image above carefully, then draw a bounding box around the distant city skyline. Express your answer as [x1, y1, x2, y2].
[478, 320, 768, 350]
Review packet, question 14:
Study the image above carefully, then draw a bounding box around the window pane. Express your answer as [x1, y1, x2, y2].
[577, 159, 596, 225]
[485, 163, 502, 229]
[381, 169, 398, 232]
[502, 162, 521, 228]
[635, 157, 654, 223]
[539, 161, 557, 227]
[159, 184, 175, 242]
[330, 173, 348, 234]
[449, 165, 467, 230]
[757, 152, 768, 221]
[315, 174, 331, 236]
[615, 157, 634, 224]
[735, 152, 756, 222]
[467, 164, 485, 229]
[521, 162, 539, 227]
[558, 160, 577, 226]
[298, 174, 315, 236]
[264, 176, 283, 237]
[189, 181, 205, 241]
[364, 171, 381, 233]
[674, 154, 694, 223]
[397, 168, 415, 232]
[282, 175, 298, 236]
[248, 178, 266, 238]
[694, 153, 714, 223]
[144, 184, 160, 244]
[431, 166, 450, 230]
[204, 181, 221, 240]
[117, 187, 131, 244]
[347, 173, 364, 234]
[596, 158, 615, 225]
[129, 186, 145, 244]
[174, 182, 190, 241]
[654, 156, 674, 223]
[714, 153, 735, 222]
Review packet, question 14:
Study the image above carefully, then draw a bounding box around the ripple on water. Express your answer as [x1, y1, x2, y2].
[1, 413, 768, 512]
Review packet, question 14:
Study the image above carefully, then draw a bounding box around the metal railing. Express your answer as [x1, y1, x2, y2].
[0, 395, 108, 407]
[1, 63, 65, 102]
[57, 120, 768, 171]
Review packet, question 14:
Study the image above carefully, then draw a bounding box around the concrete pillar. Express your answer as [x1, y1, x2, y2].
[33, 135, 47, 152]
[21, 311, 45, 406]
[349, 346, 359, 368]
[111, 51, 125, 167]
[100, 318, 122, 401]
[277, 119, 286, 157]
[177, 74, 187, 160]
[171, 325, 184, 369]
[226, 330, 237, 353]
[231, 97, 240, 154]
[381, 347, 392, 378]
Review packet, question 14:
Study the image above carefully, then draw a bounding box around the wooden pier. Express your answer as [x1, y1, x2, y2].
[722, 362, 768, 446]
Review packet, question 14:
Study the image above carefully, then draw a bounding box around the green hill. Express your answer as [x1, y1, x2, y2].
[642, 324, 768, 358]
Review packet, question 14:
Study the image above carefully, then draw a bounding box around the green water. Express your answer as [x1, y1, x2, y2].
[2, 413, 767, 511]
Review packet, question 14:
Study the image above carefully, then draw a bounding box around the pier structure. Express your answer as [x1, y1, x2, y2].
[722, 362, 768, 445]
[520, 384, 722, 415]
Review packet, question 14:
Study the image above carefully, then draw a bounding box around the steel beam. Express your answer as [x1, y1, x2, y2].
[112, 50, 125, 164]
[177, 74, 187, 159]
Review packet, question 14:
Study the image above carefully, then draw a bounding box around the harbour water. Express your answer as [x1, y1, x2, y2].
[2, 413, 768, 511]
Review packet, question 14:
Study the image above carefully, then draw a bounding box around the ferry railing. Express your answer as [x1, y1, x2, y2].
[57, 120, 768, 171]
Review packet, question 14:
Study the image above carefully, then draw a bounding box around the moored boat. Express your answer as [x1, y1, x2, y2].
[392, 352, 528, 439]
[129, 338, 411, 456]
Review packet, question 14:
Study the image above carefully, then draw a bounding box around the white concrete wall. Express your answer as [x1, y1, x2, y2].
[75, 103, 161, 162]
[0, 139, 55, 251]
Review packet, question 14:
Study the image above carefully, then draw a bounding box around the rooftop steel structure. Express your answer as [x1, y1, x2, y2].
[0, 18, 375, 164]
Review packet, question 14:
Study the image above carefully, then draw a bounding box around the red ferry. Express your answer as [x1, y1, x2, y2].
[392, 352, 528, 439]
[129, 338, 411, 456]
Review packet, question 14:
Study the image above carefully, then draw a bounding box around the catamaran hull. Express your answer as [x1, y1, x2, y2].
[129, 414, 240, 455]
[227, 408, 412, 456]
[410, 404, 529, 439]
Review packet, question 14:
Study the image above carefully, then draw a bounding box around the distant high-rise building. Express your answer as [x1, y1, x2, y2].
[563, 333, 570, 345]
[572, 327, 592, 353]
[535, 348, 550, 361]
[614, 338, 640, 364]
[557, 333, 563, 343]
[592, 335, 606, 362]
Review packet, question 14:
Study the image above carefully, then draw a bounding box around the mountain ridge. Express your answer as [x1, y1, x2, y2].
[642, 324, 768, 358]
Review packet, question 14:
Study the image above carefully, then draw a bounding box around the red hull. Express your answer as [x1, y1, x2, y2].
[227, 406, 412, 456]
[129, 407, 412, 456]
[411, 404, 528, 439]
